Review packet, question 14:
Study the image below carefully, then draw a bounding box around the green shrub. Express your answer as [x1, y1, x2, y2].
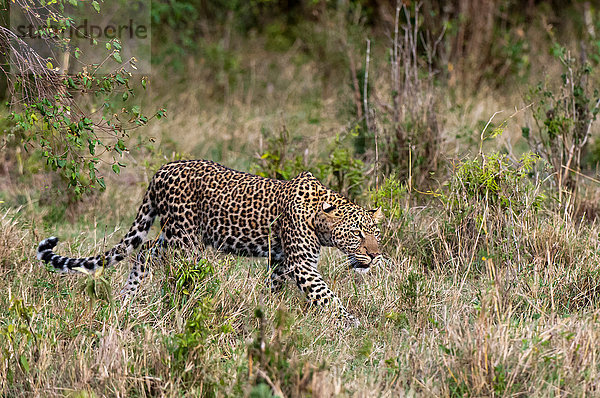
[524, 41, 600, 193]
[437, 151, 546, 270]
[370, 173, 407, 221]
[254, 126, 367, 199]
[253, 125, 307, 181]
[163, 254, 219, 310]
[314, 133, 367, 199]
[444, 152, 544, 212]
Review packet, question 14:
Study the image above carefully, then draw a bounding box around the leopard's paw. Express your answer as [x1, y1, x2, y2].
[338, 312, 360, 329]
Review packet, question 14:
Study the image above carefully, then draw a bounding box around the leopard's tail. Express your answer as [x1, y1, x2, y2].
[37, 183, 157, 273]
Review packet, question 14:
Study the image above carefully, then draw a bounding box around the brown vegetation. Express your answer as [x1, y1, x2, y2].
[2, 0, 600, 396]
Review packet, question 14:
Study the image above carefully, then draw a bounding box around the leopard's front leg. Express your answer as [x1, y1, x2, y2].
[291, 262, 360, 327]
[279, 210, 359, 327]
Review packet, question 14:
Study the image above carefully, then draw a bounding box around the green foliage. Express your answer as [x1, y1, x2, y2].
[436, 151, 546, 270]
[254, 125, 306, 181]
[254, 125, 367, 198]
[4, 2, 163, 199]
[264, 20, 295, 52]
[447, 375, 469, 398]
[493, 364, 508, 395]
[151, 0, 299, 69]
[171, 297, 227, 362]
[151, 0, 199, 53]
[176, 258, 217, 295]
[370, 174, 407, 220]
[315, 132, 367, 199]
[355, 338, 373, 360]
[0, 299, 38, 382]
[163, 255, 219, 309]
[525, 41, 600, 191]
[249, 382, 274, 398]
[384, 310, 409, 329]
[78, 267, 114, 313]
[8, 73, 161, 198]
[165, 255, 231, 389]
[399, 271, 427, 304]
[445, 152, 544, 211]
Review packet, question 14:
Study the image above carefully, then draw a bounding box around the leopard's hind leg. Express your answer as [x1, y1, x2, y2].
[269, 259, 291, 292]
[122, 210, 202, 297]
[121, 234, 165, 296]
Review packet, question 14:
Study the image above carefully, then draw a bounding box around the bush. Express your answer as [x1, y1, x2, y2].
[524, 41, 600, 194]
[2, 2, 163, 199]
[254, 125, 367, 199]
[437, 151, 546, 270]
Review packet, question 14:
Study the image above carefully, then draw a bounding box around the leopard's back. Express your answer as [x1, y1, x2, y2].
[151, 159, 286, 258]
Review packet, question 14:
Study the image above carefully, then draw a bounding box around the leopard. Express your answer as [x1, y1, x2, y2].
[37, 159, 383, 326]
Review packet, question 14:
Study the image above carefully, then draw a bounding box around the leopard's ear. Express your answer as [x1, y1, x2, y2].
[370, 207, 384, 223]
[322, 202, 339, 219]
[322, 202, 336, 213]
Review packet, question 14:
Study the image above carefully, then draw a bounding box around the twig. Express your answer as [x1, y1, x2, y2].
[561, 165, 600, 185]
[363, 39, 371, 132]
[348, 51, 363, 120]
[375, 125, 379, 190]
[256, 368, 286, 398]
[479, 110, 504, 155]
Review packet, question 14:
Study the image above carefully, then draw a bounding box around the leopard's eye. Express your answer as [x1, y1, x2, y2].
[352, 230, 364, 238]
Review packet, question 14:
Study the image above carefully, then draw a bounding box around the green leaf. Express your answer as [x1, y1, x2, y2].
[19, 355, 29, 373]
[113, 52, 122, 63]
[112, 164, 120, 174]
[92, 1, 100, 13]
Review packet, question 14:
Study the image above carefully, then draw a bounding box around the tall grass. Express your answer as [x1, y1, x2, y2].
[3, 2, 600, 396]
[3, 146, 600, 396]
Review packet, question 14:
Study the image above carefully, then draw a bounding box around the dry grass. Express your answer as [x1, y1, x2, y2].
[143, 39, 351, 172]
[3, 169, 600, 397]
[4, 10, 600, 396]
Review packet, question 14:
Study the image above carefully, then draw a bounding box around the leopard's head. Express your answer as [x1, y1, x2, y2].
[317, 201, 384, 273]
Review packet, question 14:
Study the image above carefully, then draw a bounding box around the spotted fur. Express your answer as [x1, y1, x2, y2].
[37, 159, 383, 325]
